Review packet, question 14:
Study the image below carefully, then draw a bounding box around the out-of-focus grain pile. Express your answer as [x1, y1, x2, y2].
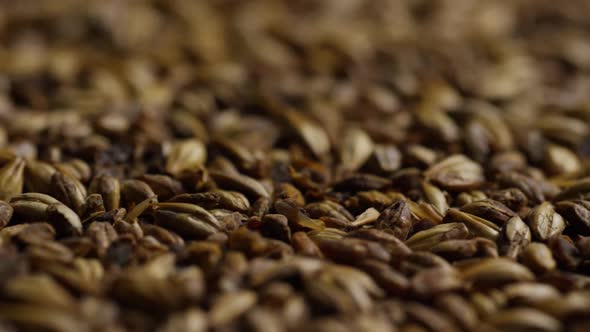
[0, 1, 590, 331]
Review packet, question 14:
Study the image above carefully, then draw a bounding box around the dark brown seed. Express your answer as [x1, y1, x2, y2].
[332, 173, 390, 192]
[0, 303, 87, 332]
[24, 160, 57, 194]
[245, 308, 283, 332]
[556, 200, 590, 235]
[154, 213, 219, 240]
[405, 302, 461, 332]
[420, 181, 448, 215]
[376, 200, 413, 240]
[411, 267, 462, 297]
[158, 309, 207, 332]
[173, 190, 251, 213]
[319, 216, 352, 229]
[515, 129, 546, 165]
[553, 178, 590, 202]
[405, 145, 439, 169]
[166, 139, 207, 176]
[391, 168, 423, 193]
[502, 282, 560, 306]
[260, 214, 291, 243]
[455, 190, 487, 206]
[430, 239, 479, 260]
[182, 242, 223, 272]
[544, 144, 582, 176]
[88, 174, 120, 212]
[548, 235, 582, 271]
[275, 183, 305, 207]
[313, 237, 391, 264]
[291, 232, 323, 258]
[347, 228, 412, 259]
[282, 109, 331, 158]
[488, 151, 527, 175]
[496, 172, 545, 205]
[406, 222, 470, 251]
[310, 264, 382, 313]
[487, 307, 561, 332]
[275, 199, 324, 231]
[461, 199, 516, 226]
[46, 203, 83, 236]
[15, 223, 56, 245]
[86, 221, 118, 257]
[227, 227, 270, 258]
[519, 243, 557, 273]
[526, 202, 566, 241]
[425, 155, 485, 191]
[83, 192, 105, 218]
[539, 270, 590, 291]
[251, 197, 272, 218]
[137, 174, 184, 201]
[210, 170, 270, 199]
[50, 172, 86, 215]
[366, 144, 402, 174]
[305, 200, 354, 221]
[443, 209, 501, 240]
[461, 258, 535, 288]
[357, 260, 409, 296]
[435, 294, 479, 331]
[488, 188, 529, 213]
[0, 200, 13, 229]
[0, 158, 25, 202]
[472, 102, 514, 151]
[120, 179, 156, 208]
[338, 127, 374, 173]
[499, 216, 531, 259]
[416, 105, 460, 143]
[143, 224, 184, 248]
[344, 191, 393, 214]
[211, 137, 259, 172]
[476, 237, 499, 257]
[399, 252, 452, 276]
[575, 236, 590, 259]
[464, 120, 490, 163]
